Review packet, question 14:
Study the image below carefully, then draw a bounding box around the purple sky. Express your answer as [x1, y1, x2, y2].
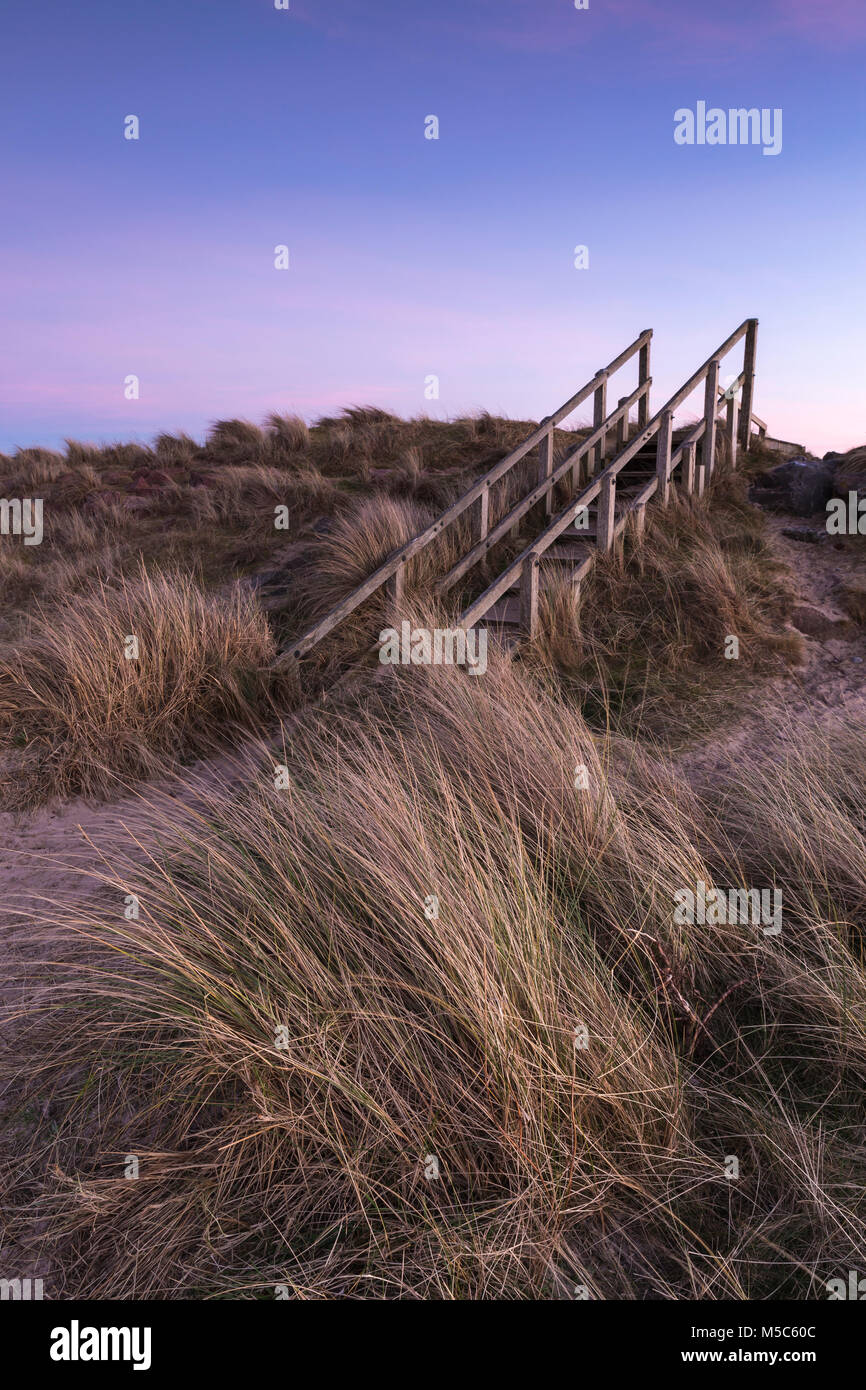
[2, 0, 864, 454]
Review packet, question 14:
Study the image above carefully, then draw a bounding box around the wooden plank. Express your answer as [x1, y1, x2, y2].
[460, 323, 757, 635]
[682, 441, 696, 494]
[596, 472, 616, 552]
[547, 329, 652, 430]
[638, 337, 651, 429]
[656, 410, 673, 505]
[631, 475, 658, 507]
[277, 322, 754, 666]
[592, 376, 607, 474]
[726, 393, 739, 470]
[616, 396, 628, 452]
[477, 485, 489, 542]
[571, 448, 583, 494]
[719, 372, 744, 404]
[459, 481, 605, 630]
[546, 542, 593, 561]
[669, 418, 706, 478]
[486, 596, 521, 625]
[659, 319, 750, 419]
[728, 375, 764, 438]
[738, 318, 758, 451]
[385, 562, 405, 615]
[437, 379, 647, 595]
[703, 358, 720, 480]
[520, 553, 540, 639]
[537, 421, 554, 516]
[276, 336, 653, 663]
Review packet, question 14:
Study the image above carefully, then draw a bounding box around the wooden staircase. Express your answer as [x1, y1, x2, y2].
[476, 435, 683, 643]
[273, 321, 766, 669]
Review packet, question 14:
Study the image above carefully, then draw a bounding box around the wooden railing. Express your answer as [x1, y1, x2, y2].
[457, 319, 761, 638]
[274, 318, 762, 665]
[275, 328, 653, 664]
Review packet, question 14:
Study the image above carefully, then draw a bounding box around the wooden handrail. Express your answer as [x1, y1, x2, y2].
[717, 375, 766, 434]
[437, 379, 651, 595]
[273, 320, 763, 662]
[457, 320, 760, 631]
[276, 329, 652, 663]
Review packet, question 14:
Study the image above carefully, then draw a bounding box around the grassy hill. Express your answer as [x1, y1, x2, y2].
[2, 416, 866, 1299]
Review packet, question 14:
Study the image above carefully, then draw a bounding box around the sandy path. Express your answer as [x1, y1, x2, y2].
[678, 513, 866, 782]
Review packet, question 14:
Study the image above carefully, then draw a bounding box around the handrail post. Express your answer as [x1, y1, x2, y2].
[703, 359, 720, 482]
[385, 559, 405, 617]
[726, 391, 739, 471]
[477, 483, 490, 542]
[537, 419, 554, 517]
[738, 319, 758, 451]
[656, 410, 673, 505]
[520, 552, 540, 639]
[592, 373, 607, 474]
[682, 441, 696, 495]
[597, 472, 617, 552]
[638, 333, 651, 429]
[616, 396, 628, 453]
[571, 450, 583, 495]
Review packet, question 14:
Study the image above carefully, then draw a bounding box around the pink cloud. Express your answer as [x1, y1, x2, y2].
[423, 0, 866, 56]
[775, 0, 866, 42]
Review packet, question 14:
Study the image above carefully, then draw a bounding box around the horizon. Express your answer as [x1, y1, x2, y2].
[2, 0, 864, 455]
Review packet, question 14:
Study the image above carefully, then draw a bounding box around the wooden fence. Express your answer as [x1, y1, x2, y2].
[274, 318, 763, 664]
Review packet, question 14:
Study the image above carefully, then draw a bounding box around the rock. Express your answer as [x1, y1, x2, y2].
[782, 526, 823, 543]
[790, 602, 852, 640]
[750, 457, 834, 516]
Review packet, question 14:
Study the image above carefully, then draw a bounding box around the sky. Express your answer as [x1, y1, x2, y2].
[1, 0, 864, 454]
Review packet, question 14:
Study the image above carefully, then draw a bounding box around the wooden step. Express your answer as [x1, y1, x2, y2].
[499, 541, 593, 590]
[483, 596, 521, 625]
[545, 542, 594, 562]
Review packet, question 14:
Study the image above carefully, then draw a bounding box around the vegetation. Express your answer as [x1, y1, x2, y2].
[2, 410, 862, 1300]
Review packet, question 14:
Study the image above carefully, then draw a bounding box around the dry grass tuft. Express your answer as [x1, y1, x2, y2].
[525, 470, 803, 730]
[0, 565, 293, 806]
[7, 665, 866, 1298]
